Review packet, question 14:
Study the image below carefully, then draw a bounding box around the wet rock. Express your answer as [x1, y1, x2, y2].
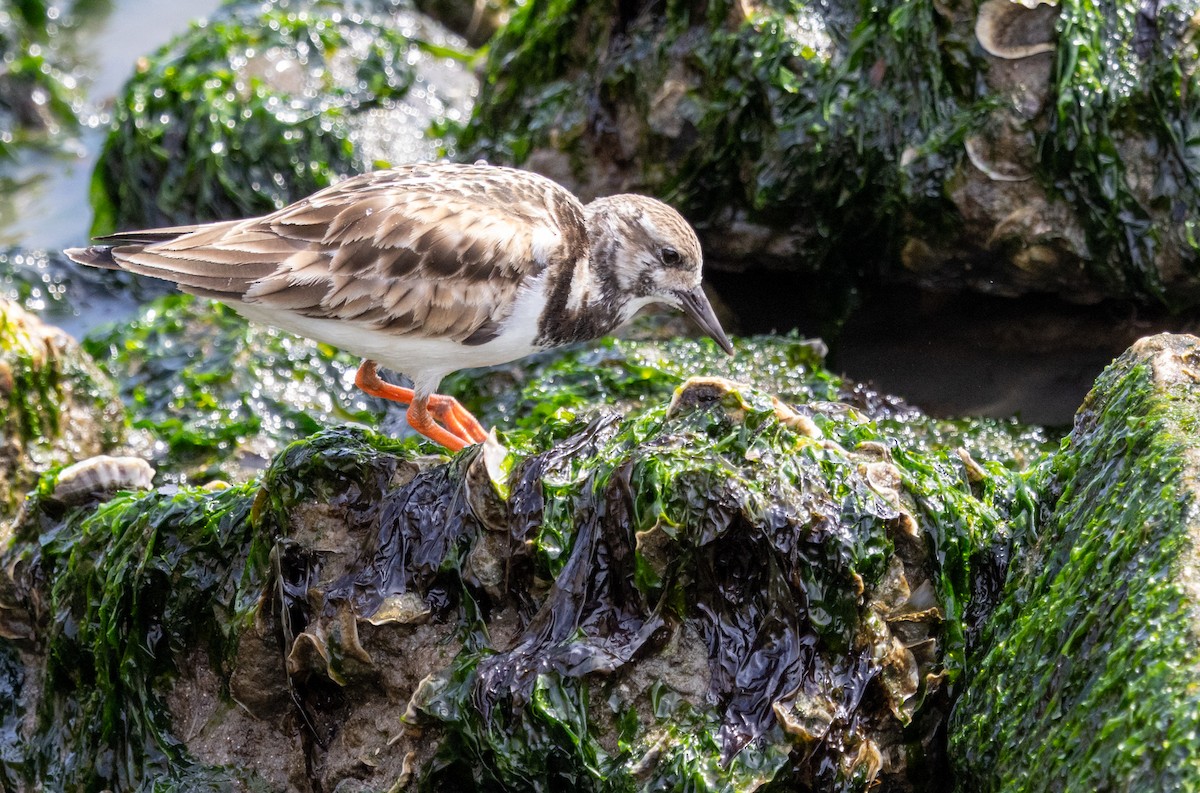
[412, 0, 518, 46]
[459, 0, 1200, 312]
[0, 298, 125, 525]
[0, 247, 171, 339]
[0, 2, 80, 157]
[0, 474, 276, 790]
[951, 332, 1200, 791]
[93, 0, 477, 233]
[82, 292, 383, 483]
[0, 327, 1042, 790]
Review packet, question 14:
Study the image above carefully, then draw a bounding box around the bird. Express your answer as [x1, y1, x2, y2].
[65, 162, 735, 451]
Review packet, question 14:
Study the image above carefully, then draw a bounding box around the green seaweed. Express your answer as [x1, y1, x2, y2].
[951, 340, 1200, 791]
[442, 330, 1055, 468]
[1041, 0, 1200, 303]
[1, 301, 63, 445]
[82, 293, 379, 481]
[91, 0, 438, 233]
[0, 298, 125, 517]
[3, 478, 272, 790]
[0, 0, 80, 158]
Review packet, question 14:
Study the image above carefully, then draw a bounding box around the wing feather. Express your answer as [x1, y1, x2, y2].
[104, 163, 587, 343]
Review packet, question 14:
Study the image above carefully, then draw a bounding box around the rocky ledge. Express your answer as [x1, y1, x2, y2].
[2, 302, 1199, 792]
[0, 300, 1049, 792]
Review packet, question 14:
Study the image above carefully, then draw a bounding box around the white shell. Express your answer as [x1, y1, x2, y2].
[976, 0, 1058, 60]
[52, 455, 156, 505]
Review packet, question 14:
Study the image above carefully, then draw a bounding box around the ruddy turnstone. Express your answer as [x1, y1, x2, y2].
[66, 162, 734, 451]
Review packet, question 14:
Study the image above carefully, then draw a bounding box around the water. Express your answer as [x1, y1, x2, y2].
[0, 0, 224, 250]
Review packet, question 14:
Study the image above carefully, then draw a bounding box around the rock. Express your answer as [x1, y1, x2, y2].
[0, 2, 80, 157]
[951, 333, 1200, 791]
[412, 0, 518, 46]
[92, 0, 477, 233]
[81, 294, 1053, 484]
[0, 333, 1042, 790]
[0, 298, 125, 526]
[0, 247, 166, 338]
[458, 0, 1200, 311]
[81, 292, 381, 483]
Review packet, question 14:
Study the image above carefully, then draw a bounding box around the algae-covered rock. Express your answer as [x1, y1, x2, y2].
[951, 333, 1200, 791]
[439, 327, 1054, 471]
[84, 292, 1052, 483]
[92, 0, 476, 233]
[460, 0, 1200, 310]
[0, 474, 274, 790]
[0, 356, 1035, 790]
[82, 293, 380, 481]
[0, 1, 80, 158]
[0, 298, 125, 523]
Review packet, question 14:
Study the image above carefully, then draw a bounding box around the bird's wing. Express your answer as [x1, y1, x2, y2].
[107, 164, 589, 344]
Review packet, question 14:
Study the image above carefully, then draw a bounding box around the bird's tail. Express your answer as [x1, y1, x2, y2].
[64, 245, 123, 270]
[64, 224, 206, 271]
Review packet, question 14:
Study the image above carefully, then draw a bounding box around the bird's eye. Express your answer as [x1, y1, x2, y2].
[660, 247, 681, 266]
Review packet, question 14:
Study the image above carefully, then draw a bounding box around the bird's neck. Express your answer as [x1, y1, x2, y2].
[534, 235, 628, 349]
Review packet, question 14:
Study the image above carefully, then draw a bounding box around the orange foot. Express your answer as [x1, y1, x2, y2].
[354, 360, 489, 452]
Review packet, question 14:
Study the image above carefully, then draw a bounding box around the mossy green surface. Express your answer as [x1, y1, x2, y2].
[442, 330, 1053, 470]
[1, 304, 1052, 789]
[950, 336, 1200, 792]
[91, 0, 466, 234]
[82, 293, 377, 481]
[0, 0, 80, 158]
[1, 477, 273, 790]
[1043, 0, 1200, 304]
[460, 0, 1200, 307]
[83, 292, 1052, 484]
[0, 298, 124, 517]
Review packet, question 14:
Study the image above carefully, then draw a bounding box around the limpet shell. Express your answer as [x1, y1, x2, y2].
[51, 455, 155, 505]
[976, 0, 1058, 60]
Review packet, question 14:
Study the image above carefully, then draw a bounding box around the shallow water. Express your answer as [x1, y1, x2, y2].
[0, 0, 223, 250]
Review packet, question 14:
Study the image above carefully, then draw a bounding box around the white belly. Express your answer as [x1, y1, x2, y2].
[228, 274, 547, 393]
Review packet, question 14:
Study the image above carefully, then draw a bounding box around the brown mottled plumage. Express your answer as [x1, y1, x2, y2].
[66, 163, 733, 451]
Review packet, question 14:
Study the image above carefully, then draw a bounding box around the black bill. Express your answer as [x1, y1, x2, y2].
[676, 287, 735, 356]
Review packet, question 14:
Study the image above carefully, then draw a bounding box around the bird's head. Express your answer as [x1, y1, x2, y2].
[585, 194, 734, 355]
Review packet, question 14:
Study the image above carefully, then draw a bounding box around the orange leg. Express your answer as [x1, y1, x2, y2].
[429, 395, 488, 443]
[406, 399, 469, 452]
[354, 360, 487, 451]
